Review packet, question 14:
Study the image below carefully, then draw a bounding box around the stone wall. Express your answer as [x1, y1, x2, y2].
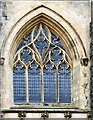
[0, 0, 91, 119]
[0, 1, 91, 53]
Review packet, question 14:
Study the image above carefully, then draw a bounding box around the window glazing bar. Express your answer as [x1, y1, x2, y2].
[56, 66, 59, 103]
[26, 66, 29, 103]
[41, 66, 44, 104]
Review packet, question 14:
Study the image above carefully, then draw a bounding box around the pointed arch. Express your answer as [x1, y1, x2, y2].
[1, 5, 87, 65]
[0, 5, 88, 110]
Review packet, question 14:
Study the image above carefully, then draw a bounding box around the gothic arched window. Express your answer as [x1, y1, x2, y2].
[13, 23, 72, 105]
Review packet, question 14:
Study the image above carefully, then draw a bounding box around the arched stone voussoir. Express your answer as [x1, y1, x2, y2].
[1, 5, 87, 65]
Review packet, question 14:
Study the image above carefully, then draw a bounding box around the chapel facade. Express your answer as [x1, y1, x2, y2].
[0, 0, 92, 119]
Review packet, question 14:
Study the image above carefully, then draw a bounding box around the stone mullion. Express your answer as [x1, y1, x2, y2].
[26, 66, 29, 104]
[41, 66, 44, 104]
[56, 66, 59, 104]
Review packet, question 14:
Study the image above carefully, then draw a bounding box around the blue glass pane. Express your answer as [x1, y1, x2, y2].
[51, 33, 65, 51]
[34, 34, 49, 57]
[13, 62, 26, 103]
[20, 47, 32, 65]
[28, 64, 41, 103]
[33, 25, 39, 39]
[14, 24, 72, 104]
[42, 26, 49, 39]
[51, 48, 63, 66]
[17, 32, 31, 52]
[44, 64, 56, 103]
[59, 64, 71, 103]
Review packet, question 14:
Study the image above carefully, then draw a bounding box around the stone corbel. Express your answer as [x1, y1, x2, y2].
[0, 57, 5, 65]
[87, 112, 91, 120]
[64, 112, 72, 119]
[80, 58, 89, 66]
[0, 112, 3, 120]
[18, 111, 26, 120]
[41, 111, 49, 119]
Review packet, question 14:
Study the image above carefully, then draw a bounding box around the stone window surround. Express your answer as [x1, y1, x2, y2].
[0, 5, 90, 112]
[13, 23, 72, 104]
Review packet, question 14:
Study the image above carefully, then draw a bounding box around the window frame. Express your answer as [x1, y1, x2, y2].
[13, 23, 72, 106]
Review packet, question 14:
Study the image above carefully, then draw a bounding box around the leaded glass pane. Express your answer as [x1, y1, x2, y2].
[17, 32, 31, 52]
[44, 64, 56, 103]
[51, 33, 65, 50]
[20, 47, 32, 65]
[13, 62, 26, 103]
[59, 64, 71, 103]
[13, 23, 72, 104]
[33, 25, 40, 39]
[28, 64, 41, 103]
[34, 34, 49, 58]
[42, 26, 49, 39]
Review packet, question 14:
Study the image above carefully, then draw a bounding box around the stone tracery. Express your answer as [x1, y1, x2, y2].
[13, 23, 72, 104]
